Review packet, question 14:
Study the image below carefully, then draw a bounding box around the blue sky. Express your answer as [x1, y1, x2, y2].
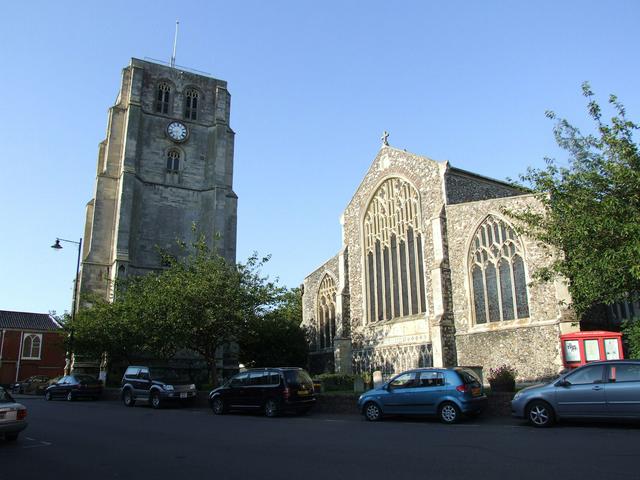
[1, 1, 639, 316]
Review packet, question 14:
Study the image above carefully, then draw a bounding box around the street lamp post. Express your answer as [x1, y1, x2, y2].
[51, 237, 82, 375]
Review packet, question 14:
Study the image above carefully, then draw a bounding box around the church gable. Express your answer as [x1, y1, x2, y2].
[341, 146, 445, 336]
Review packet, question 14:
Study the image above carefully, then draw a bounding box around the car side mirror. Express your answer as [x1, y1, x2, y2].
[556, 379, 570, 388]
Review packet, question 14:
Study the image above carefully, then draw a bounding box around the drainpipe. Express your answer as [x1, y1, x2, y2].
[15, 331, 25, 382]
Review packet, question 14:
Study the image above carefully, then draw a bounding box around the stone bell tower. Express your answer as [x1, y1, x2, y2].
[79, 57, 237, 301]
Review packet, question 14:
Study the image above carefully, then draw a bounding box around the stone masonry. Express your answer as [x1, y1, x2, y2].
[302, 145, 577, 382]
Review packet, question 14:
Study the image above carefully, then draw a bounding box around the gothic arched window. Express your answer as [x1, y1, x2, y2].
[317, 274, 337, 349]
[364, 177, 426, 323]
[166, 150, 180, 173]
[22, 333, 42, 360]
[469, 215, 530, 324]
[184, 89, 199, 120]
[155, 82, 171, 114]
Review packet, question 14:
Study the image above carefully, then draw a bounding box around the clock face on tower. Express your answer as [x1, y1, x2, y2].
[167, 121, 188, 142]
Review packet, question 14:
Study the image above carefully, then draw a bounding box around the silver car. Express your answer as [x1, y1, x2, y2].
[0, 386, 28, 441]
[512, 360, 640, 427]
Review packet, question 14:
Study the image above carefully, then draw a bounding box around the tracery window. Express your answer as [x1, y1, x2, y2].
[469, 215, 530, 324]
[22, 333, 42, 360]
[184, 89, 199, 120]
[317, 274, 337, 349]
[364, 177, 426, 323]
[166, 150, 180, 173]
[155, 82, 171, 114]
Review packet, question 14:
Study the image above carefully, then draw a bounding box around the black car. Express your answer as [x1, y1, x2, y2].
[44, 374, 103, 401]
[209, 367, 316, 417]
[120, 366, 197, 409]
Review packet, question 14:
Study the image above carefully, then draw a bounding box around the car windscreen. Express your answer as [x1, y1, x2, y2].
[283, 370, 313, 388]
[0, 386, 15, 403]
[149, 368, 190, 383]
[454, 368, 481, 386]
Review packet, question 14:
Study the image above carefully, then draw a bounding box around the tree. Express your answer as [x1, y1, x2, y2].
[238, 287, 309, 368]
[72, 233, 282, 386]
[513, 82, 640, 316]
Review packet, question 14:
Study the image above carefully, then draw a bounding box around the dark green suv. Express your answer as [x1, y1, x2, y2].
[120, 366, 197, 409]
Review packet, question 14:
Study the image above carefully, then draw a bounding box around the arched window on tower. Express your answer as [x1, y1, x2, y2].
[469, 215, 530, 325]
[363, 177, 426, 323]
[166, 150, 180, 173]
[155, 82, 171, 114]
[184, 89, 199, 120]
[317, 275, 337, 350]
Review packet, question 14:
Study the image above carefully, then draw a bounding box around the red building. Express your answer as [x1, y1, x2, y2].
[0, 310, 66, 385]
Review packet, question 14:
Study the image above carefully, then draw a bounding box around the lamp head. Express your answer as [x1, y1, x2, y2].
[51, 239, 63, 250]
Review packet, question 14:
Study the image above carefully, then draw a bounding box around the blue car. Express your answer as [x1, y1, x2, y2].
[357, 367, 487, 423]
[511, 360, 640, 427]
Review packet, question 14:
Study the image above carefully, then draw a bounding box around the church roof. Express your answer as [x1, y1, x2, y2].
[0, 310, 62, 331]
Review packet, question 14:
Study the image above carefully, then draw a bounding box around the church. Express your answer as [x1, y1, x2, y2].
[302, 138, 578, 382]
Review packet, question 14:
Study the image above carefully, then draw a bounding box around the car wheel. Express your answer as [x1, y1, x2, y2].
[66, 391, 74, 402]
[211, 397, 226, 415]
[45, 391, 52, 401]
[5, 433, 19, 442]
[438, 402, 460, 424]
[264, 399, 279, 418]
[526, 400, 555, 428]
[364, 402, 383, 422]
[150, 391, 162, 409]
[122, 389, 135, 407]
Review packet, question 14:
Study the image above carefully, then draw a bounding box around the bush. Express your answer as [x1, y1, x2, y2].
[622, 318, 640, 359]
[487, 365, 517, 392]
[316, 373, 356, 392]
[488, 364, 517, 382]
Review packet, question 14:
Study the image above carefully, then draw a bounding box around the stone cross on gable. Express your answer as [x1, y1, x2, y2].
[381, 131, 389, 146]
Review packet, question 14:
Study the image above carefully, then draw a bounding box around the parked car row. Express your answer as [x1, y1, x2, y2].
[10, 359, 640, 436]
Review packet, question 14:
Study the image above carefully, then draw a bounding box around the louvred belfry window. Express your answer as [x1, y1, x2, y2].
[185, 89, 199, 120]
[156, 82, 171, 114]
[469, 215, 530, 325]
[363, 178, 426, 323]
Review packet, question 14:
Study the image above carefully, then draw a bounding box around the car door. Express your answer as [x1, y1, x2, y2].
[380, 372, 418, 414]
[247, 371, 267, 408]
[407, 370, 447, 415]
[604, 363, 640, 417]
[54, 376, 70, 398]
[556, 364, 606, 417]
[227, 372, 250, 408]
[136, 368, 151, 399]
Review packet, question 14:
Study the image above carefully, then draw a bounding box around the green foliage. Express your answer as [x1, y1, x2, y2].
[317, 373, 357, 392]
[511, 83, 640, 314]
[238, 287, 309, 368]
[72, 231, 282, 386]
[622, 318, 640, 359]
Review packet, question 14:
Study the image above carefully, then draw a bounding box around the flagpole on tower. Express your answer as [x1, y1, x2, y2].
[170, 20, 179, 68]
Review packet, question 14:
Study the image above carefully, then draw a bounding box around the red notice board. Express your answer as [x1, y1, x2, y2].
[560, 331, 624, 369]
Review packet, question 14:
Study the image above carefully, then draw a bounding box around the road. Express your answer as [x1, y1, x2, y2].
[2, 396, 639, 480]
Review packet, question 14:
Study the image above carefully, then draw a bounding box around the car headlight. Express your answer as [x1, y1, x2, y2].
[189, 384, 196, 390]
[163, 385, 174, 391]
[513, 391, 522, 401]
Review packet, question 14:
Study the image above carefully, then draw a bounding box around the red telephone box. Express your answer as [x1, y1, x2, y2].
[560, 331, 624, 369]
